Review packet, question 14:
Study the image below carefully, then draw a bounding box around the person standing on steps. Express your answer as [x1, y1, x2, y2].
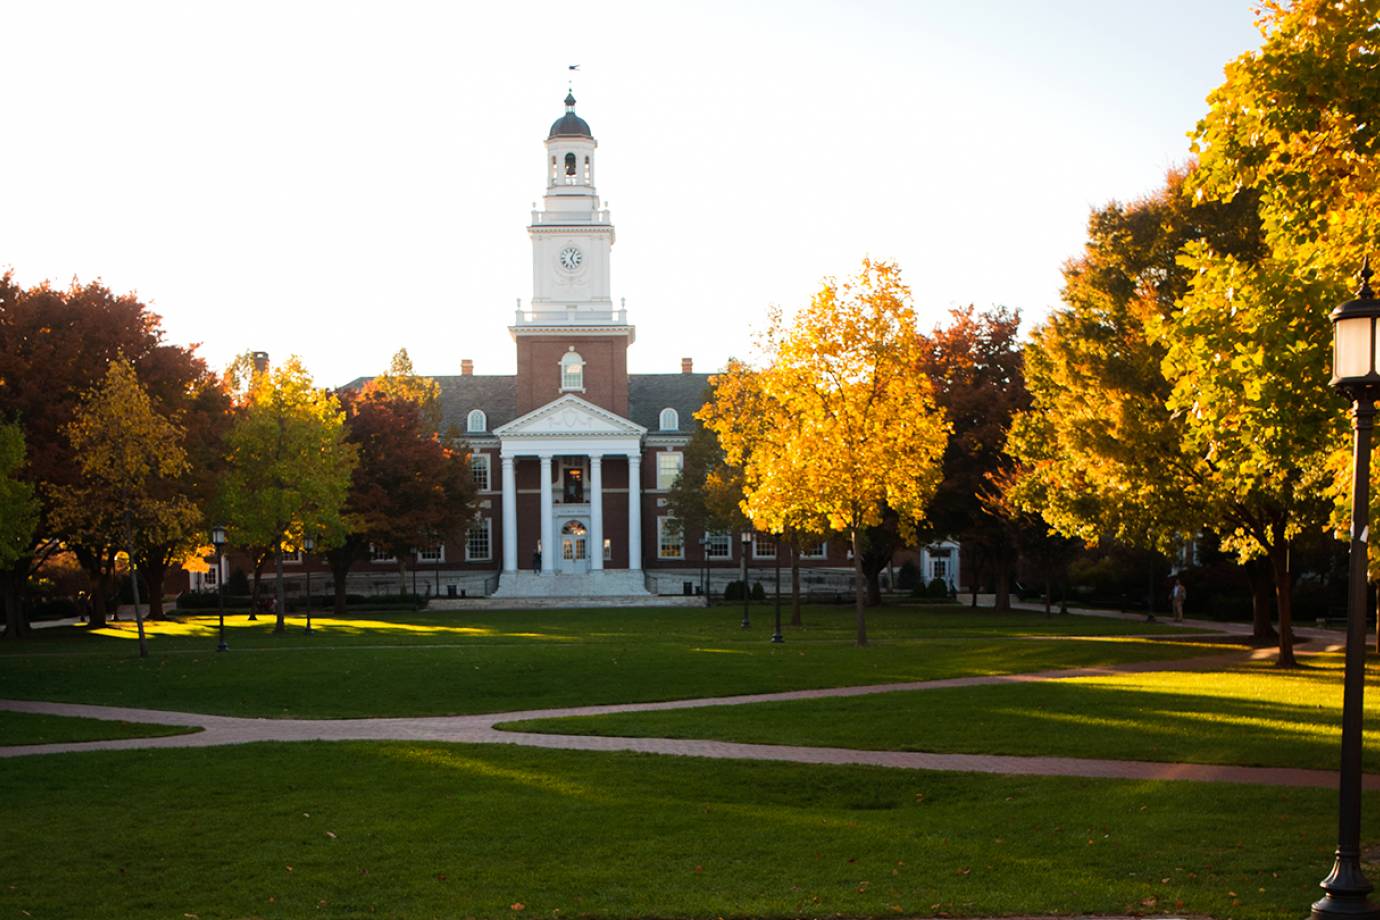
[1171, 578, 1187, 623]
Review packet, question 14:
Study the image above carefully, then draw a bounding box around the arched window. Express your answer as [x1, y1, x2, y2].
[467, 409, 487, 433]
[560, 350, 584, 390]
[564, 152, 577, 176]
[659, 408, 679, 431]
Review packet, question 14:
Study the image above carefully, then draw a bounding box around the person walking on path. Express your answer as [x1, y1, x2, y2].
[1171, 578, 1187, 623]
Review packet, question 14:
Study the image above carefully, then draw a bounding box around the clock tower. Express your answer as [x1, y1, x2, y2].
[512, 93, 633, 416]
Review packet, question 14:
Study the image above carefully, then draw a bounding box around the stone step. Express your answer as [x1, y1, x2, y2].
[489, 570, 652, 599]
[427, 595, 705, 610]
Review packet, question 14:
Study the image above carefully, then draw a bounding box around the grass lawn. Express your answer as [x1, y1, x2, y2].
[505, 656, 1380, 771]
[0, 710, 199, 746]
[0, 739, 1364, 920]
[0, 605, 1223, 719]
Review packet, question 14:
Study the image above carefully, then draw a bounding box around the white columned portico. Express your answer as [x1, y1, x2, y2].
[539, 454, 555, 574]
[589, 455, 604, 572]
[627, 452, 642, 571]
[501, 455, 518, 573]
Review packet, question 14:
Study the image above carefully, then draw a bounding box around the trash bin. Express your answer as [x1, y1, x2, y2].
[683, 581, 693, 596]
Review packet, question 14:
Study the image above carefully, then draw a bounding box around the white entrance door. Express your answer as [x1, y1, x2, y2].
[558, 520, 589, 574]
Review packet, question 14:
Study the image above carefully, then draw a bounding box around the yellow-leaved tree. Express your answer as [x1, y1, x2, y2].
[51, 358, 198, 658]
[706, 260, 949, 646]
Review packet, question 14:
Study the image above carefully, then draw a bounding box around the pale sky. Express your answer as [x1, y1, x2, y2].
[1, 1, 1263, 386]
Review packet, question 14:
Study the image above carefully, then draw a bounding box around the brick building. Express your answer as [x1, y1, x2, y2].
[189, 94, 960, 602]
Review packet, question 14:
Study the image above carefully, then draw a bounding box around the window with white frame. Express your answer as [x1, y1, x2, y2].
[560, 350, 584, 390]
[657, 516, 684, 559]
[466, 518, 492, 562]
[659, 407, 679, 431]
[705, 532, 732, 560]
[370, 545, 396, 563]
[656, 451, 683, 490]
[467, 409, 487, 433]
[752, 533, 777, 559]
[203, 565, 218, 586]
[417, 545, 445, 563]
[932, 557, 948, 580]
[471, 454, 491, 491]
[800, 539, 828, 560]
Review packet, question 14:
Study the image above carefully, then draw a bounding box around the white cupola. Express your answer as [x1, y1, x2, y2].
[516, 91, 629, 335]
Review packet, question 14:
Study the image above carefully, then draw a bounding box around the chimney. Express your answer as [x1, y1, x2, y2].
[461, 359, 474, 376]
[681, 357, 693, 374]
[251, 351, 269, 374]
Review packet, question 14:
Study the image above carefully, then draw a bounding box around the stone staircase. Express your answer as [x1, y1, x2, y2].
[425, 570, 709, 610]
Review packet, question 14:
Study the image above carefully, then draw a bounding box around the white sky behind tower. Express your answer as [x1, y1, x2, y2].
[0, 0, 1263, 385]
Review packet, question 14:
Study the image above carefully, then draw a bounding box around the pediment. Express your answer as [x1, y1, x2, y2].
[494, 395, 646, 439]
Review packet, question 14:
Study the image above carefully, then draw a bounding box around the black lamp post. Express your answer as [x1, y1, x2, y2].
[1315, 257, 1380, 920]
[302, 534, 316, 637]
[211, 524, 228, 653]
[698, 534, 709, 603]
[740, 531, 752, 628]
[771, 533, 784, 644]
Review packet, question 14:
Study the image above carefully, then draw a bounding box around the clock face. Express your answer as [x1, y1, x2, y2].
[558, 246, 584, 272]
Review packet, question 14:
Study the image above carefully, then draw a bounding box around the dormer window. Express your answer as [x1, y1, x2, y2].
[560, 349, 585, 391]
[467, 409, 487, 433]
[659, 408, 679, 431]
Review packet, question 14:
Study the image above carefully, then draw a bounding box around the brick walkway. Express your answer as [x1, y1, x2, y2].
[1, 643, 1368, 789]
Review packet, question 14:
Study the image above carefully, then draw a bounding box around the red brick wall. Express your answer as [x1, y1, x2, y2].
[515, 334, 629, 415]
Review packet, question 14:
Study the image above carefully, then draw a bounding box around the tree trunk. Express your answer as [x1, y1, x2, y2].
[273, 543, 287, 634]
[790, 543, 801, 627]
[1268, 540, 1297, 668]
[142, 554, 168, 620]
[1044, 574, 1052, 617]
[993, 558, 1011, 612]
[969, 553, 980, 607]
[1, 568, 25, 640]
[865, 566, 883, 607]
[1246, 557, 1278, 640]
[327, 547, 356, 616]
[851, 528, 868, 647]
[250, 550, 270, 620]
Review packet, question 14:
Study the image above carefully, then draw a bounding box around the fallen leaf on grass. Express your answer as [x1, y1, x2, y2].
[1140, 896, 1158, 908]
[511, 903, 525, 911]
[955, 867, 971, 877]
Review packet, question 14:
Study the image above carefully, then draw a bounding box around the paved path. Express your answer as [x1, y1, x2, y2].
[2, 644, 1368, 789]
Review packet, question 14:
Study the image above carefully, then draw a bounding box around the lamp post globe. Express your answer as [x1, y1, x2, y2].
[1314, 257, 1380, 920]
[210, 525, 228, 653]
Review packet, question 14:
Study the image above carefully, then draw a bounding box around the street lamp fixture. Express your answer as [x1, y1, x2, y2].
[740, 531, 752, 629]
[1315, 257, 1380, 920]
[210, 524, 228, 653]
[302, 534, 316, 637]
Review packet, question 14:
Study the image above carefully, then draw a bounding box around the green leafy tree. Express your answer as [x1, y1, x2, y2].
[371, 348, 441, 431]
[1006, 167, 1285, 639]
[218, 357, 356, 633]
[0, 422, 39, 639]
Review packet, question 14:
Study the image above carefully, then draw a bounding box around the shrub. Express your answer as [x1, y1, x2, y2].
[924, 577, 948, 598]
[751, 582, 766, 601]
[897, 560, 920, 591]
[224, 569, 251, 596]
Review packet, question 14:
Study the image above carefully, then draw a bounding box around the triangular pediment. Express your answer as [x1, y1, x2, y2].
[494, 394, 646, 439]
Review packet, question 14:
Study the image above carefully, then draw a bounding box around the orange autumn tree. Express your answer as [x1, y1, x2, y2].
[707, 259, 949, 646]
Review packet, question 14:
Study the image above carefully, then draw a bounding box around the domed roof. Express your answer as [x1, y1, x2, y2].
[548, 92, 592, 139]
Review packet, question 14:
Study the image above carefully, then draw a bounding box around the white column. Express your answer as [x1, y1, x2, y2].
[501, 455, 517, 573]
[627, 452, 642, 571]
[539, 454, 555, 574]
[589, 455, 604, 571]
